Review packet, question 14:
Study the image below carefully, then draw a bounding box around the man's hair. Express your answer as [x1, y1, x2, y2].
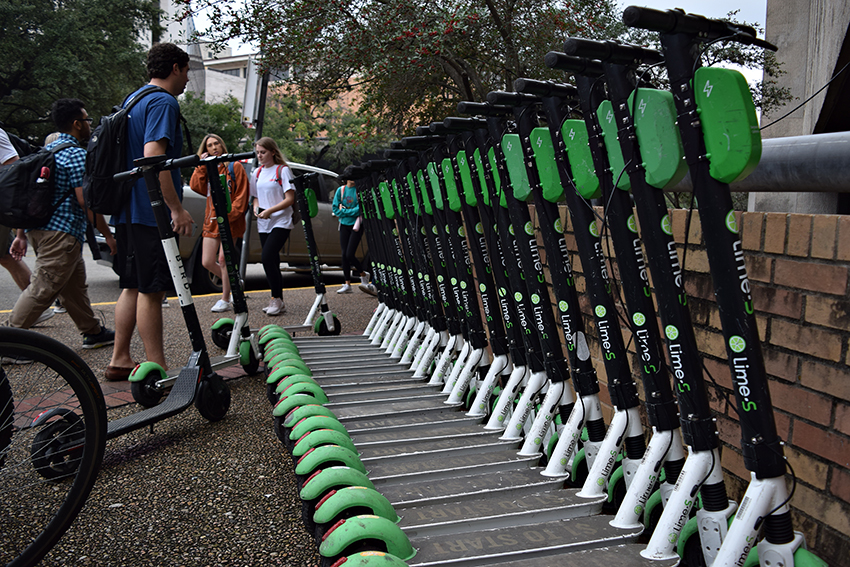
[147, 42, 190, 80]
[51, 98, 86, 132]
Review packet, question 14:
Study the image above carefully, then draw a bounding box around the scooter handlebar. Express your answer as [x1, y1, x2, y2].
[513, 77, 578, 100]
[456, 101, 514, 117]
[623, 6, 777, 51]
[115, 154, 201, 182]
[544, 52, 605, 77]
[442, 117, 488, 132]
[563, 37, 663, 66]
[486, 90, 540, 107]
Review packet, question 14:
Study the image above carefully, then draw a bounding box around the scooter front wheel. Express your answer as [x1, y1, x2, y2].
[314, 314, 342, 336]
[194, 373, 231, 422]
[211, 319, 234, 350]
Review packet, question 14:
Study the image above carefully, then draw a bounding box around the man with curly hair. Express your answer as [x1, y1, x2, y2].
[106, 42, 194, 381]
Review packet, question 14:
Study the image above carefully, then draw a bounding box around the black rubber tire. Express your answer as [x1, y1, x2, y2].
[316, 314, 342, 336]
[681, 528, 708, 567]
[211, 322, 234, 350]
[130, 371, 164, 408]
[30, 416, 86, 480]
[194, 374, 231, 422]
[0, 327, 106, 567]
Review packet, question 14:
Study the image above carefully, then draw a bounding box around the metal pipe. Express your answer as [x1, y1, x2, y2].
[668, 132, 850, 192]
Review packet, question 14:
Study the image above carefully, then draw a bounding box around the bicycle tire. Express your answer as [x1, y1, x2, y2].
[0, 328, 107, 567]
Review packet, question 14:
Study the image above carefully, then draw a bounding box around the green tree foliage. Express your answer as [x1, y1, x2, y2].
[180, 91, 247, 154]
[0, 0, 159, 143]
[261, 90, 394, 170]
[179, 0, 623, 134]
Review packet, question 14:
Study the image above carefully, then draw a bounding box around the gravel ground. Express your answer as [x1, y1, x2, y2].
[26, 284, 380, 566]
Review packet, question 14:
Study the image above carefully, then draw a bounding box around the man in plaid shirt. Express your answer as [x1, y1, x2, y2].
[8, 98, 116, 349]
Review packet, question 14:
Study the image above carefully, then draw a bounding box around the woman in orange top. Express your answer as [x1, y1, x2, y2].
[189, 134, 250, 312]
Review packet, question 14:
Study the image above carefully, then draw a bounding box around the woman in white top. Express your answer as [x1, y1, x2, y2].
[249, 137, 295, 316]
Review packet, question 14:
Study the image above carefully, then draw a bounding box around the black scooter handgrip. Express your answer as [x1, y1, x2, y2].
[415, 125, 432, 136]
[544, 52, 605, 77]
[563, 37, 663, 66]
[623, 6, 776, 50]
[401, 136, 443, 149]
[513, 78, 578, 100]
[384, 149, 418, 160]
[486, 90, 540, 107]
[113, 168, 139, 183]
[163, 154, 201, 171]
[456, 101, 514, 116]
[366, 159, 393, 171]
[442, 117, 488, 132]
[429, 122, 450, 135]
[229, 151, 256, 162]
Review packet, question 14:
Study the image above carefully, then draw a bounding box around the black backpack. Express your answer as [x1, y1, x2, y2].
[0, 142, 77, 229]
[82, 85, 169, 215]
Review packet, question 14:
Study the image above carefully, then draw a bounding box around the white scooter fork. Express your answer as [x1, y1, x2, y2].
[370, 307, 397, 344]
[542, 393, 603, 477]
[428, 333, 461, 385]
[610, 426, 687, 530]
[485, 364, 528, 431]
[641, 447, 728, 561]
[466, 354, 510, 417]
[411, 328, 444, 377]
[519, 380, 574, 456]
[387, 315, 417, 358]
[577, 406, 643, 499]
[399, 320, 427, 365]
[445, 347, 486, 405]
[714, 476, 802, 567]
[363, 302, 387, 336]
[378, 310, 405, 349]
[439, 340, 471, 394]
[500, 369, 547, 442]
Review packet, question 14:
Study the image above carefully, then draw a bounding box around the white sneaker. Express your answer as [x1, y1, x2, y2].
[265, 297, 285, 316]
[337, 283, 353, 294]
[211, 299, 232, 313]
[1, 355, 33, 365]
[32, 309, 55, 326]
[360, 271, 371, 285]
[359, 283, 378, 296]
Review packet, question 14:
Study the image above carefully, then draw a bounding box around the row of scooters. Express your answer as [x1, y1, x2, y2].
[254, 7, 826, 567]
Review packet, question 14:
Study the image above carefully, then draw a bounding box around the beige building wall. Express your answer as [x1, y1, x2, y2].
[751, 0, 850, 213]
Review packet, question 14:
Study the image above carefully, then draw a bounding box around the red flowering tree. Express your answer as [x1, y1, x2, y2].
[177, 0, 623, 133]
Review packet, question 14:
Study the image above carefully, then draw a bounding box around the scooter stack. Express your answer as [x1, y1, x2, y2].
[256, 7, 827, 567]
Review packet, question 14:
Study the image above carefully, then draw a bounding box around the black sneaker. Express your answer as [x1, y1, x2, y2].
[82, 327, 115, 349]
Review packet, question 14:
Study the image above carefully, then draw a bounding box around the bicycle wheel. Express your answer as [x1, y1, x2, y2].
[0, 328, 107, 567]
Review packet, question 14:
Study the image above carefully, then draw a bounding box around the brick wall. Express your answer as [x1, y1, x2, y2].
[551, 207, 850, 565]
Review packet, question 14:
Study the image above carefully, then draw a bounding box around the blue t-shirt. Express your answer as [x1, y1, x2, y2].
[114, 86, 183, 226]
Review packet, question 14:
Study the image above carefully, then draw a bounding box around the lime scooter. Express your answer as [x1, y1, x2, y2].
[130, 152, 262, 408]
[622, 7, 827, 566]
[106, 153, 234, 436]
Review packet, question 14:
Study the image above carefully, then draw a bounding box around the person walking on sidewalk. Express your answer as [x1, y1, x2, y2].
[106, 42, 193, 381]
[250, 137, 295, 316]
[332, 177, 375, 295]
[6, 98, 115, 350]
[189, 133, 249, 313]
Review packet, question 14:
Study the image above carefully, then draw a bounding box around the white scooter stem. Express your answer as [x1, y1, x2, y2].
[577, 406, 643, 499]
[446, 348, 486, 405]
[501, 370, 547, 441]
[467, 354, 510, 417]
[485, 364, 528, 431]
